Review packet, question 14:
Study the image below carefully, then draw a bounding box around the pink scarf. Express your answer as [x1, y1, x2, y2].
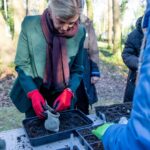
[41, 9, 78, 91]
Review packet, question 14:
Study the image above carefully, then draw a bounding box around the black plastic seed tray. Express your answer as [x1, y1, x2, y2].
[95, 102, 132, 123]
[76, 125, 104, 150]
[56, 145, 80, 150]
[22, 109, 93, 146]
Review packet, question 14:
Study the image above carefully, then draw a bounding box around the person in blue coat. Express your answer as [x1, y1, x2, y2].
[92, 5, 150, 150]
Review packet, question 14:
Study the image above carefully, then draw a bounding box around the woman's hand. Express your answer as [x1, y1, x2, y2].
[53, 88, 73, 112]
[27, 89, 46, 118]
[91, 76, 100, 84]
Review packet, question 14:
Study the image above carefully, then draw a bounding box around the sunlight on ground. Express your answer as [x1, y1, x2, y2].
[98, 43, 128, 78]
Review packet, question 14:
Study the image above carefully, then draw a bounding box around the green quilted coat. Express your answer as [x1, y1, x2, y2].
[10, 15, 85, 113]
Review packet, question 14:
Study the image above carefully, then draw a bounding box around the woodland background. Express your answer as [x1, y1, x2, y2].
[0, 0, 146, 131]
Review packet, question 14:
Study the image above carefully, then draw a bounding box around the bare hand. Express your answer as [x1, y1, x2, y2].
[91, 76, 100, 84]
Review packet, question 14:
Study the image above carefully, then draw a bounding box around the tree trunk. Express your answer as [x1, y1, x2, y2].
[4, 0, 7, 18]
[27, 0, 46, 15]
[112, 0, 121, 53]
[108, 0, 113, 49]
[0, 12, 13, 64]
[26, 0, 29, 15]
[86, 0, 94, 20]
[11, 0, 25, 44]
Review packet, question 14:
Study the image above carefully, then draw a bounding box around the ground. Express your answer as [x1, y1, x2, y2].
[0, 54, 127, 131]
[0, 61, 127, 107]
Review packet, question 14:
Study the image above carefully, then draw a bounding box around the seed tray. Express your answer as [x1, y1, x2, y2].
[95, 102, 132, 122]
[23, 109, 93, 146]
[56, 145, 80, 150]
[76, 125, 104, 150]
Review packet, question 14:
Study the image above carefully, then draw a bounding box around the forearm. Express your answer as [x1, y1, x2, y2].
[16, 67, 37, 94]
[68, 30, 85, 93]
[90, 60, 100, 77]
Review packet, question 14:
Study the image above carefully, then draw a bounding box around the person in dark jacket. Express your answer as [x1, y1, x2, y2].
[75, 14, 100, 114]
[10, 0, 85, 119]
[122, 16, 144, 102]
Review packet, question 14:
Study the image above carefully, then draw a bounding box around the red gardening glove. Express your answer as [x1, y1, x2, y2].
[27, 89, 46, 118]
[53, 88, 74, 112]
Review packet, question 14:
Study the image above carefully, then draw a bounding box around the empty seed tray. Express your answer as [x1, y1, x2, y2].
[23, 109, 93, 146]
[76, 125, 104, 150]
[95, 102, 132, 123]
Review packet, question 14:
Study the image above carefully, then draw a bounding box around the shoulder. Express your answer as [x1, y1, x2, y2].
[21, 15, 41, 30]
[127, 29, 143, 41]
[76, 24, 86, 40]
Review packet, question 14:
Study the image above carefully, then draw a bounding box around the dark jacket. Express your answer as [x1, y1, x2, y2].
[122, 17, 143, 102]
[10, 15, 85, 113]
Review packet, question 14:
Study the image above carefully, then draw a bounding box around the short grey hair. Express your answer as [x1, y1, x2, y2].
[48, 0, 83, 20]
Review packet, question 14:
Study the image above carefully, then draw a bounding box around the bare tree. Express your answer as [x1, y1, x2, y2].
[4, 0, 7, 18]
[108, 0, 113, 49]
[26, 0, 29, 15]
[112, 0, 121, 53]
[11, 0, 25, 44]
[27, 0, 46, 15]
[86, 0, 94, 20]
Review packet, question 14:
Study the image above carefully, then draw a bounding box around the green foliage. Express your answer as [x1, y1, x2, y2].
[86, 0, 93, 20]
[98, 41, 128, 75]
[0, 107, 24, 131]
[7, 7, 14, 38]
[8, 62, 15, 69]
[120, 0, 128, 19]
[107, 45, 112, 50]
[0, 2, 14, 38]
[0, 0, 2, 9]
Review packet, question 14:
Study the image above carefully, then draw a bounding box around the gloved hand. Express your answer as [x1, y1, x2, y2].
[92, 123, 113, 140]
[27, 89, 46, 118]
[53, 88, 74, 112]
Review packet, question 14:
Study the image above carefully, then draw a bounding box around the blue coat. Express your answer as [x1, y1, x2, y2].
[102, 18, 150, 150]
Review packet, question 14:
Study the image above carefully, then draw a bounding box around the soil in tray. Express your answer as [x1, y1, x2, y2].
[24, 112, 87, 138]
[105, 112, 121, 122]
[96, 103, 132, 122]
[77, 126, 104, 150]
[78, 128, 92, 136]
[84, 135, 99, 144]
[56, 145, 80, 150]
[96, 102, 132, 114]
[90, 141, 104, 150]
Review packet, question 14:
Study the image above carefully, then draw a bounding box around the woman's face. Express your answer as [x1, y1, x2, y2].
[51, 14, 79, 33]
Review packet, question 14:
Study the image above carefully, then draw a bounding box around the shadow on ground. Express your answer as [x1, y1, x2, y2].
[100, 49, 113, 57]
